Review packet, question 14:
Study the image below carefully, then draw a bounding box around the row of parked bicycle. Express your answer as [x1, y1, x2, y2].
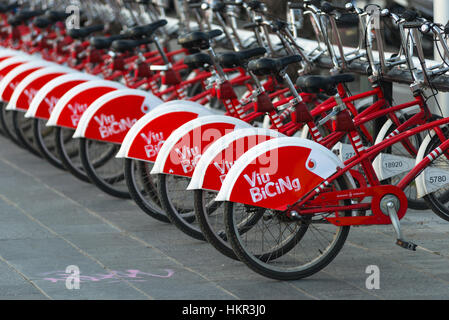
[1, 0, 449, 281]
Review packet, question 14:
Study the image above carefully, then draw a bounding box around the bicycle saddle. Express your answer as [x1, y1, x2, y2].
[16, 9, 45, 21]
[126, 20, 168, 39]
[111, 37, 152, 53]
[46, 10, 71, 23]
[34, 17, 52, 29]
[92, 34, 130, 50]
[217, 47, 266, 69]
[8, 10, 45, 26]
[67, 24, 104, 40]
[184, 52, 213, 69]
[178, 29, 223, 50]
[0, 3, 19, 14]
[248, 55, 303, 76]
[296, 74, 355, 95]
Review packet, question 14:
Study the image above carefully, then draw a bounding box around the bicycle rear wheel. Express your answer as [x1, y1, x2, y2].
[13, 111, 42, 157]
[194, 189, 238, 260]
[157, 174, 205, 240]
[79, 138, 130, 199]
[54, 127, 91, 183]
[33, 119, 65, 170]
[0, 105, 23, 147]
[124, 158, 170, 223]
[224, 177, 351, 281]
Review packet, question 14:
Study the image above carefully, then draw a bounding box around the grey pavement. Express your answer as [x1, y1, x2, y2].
[0, 134, 449, 300]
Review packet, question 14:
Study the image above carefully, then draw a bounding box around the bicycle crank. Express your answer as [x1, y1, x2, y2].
[380, 194, 417, 251]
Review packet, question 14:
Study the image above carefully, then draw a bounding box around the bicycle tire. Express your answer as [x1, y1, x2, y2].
[33, 118, 65, 170]
[79, 138, 131, 199]
[423, 129, 449, 222]
[194, 189, 238, 260]
[54, 127, 91, 183]
[0, 105, 23, 147]
[124, 158, 170, 223]
[157, 173, 205, 241]
[12, 111, 42, 157]
[224, 176, 351, 281]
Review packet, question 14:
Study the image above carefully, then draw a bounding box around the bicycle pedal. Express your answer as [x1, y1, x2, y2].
[396, 239, 417, 251]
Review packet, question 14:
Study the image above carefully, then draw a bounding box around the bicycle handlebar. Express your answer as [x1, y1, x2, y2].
[320, 2, 347, 15]
[288, 0, 321, 10]
[399, 9, 419, 22]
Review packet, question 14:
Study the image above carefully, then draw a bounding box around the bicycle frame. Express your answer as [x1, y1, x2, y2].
[290, 116, 449, 226]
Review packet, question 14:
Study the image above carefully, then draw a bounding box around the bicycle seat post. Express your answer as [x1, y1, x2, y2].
[207, 46, 227, 81]
[152, 35, 170, 66]
[279, 67, 303, 105]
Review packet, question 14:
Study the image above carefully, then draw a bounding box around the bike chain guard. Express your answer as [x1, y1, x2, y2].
[303, 185, 407, 226]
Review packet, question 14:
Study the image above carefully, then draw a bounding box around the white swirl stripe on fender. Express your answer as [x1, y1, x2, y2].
[73, 89, 163, 139]
[187, 128, 285, 191]
[116, 101, 214, 159]
[25, 72, 98, 118]
[215, 137, 346, 203]
[46, 80, 126, 127]
[6, 66, 75, 111]
[150, 115, 251, 175]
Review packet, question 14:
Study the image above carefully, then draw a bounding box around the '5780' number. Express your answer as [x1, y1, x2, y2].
[429, 176, 447, 184]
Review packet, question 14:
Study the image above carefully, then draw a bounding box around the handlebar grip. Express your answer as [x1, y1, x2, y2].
[320, 2, 334, 14]
[402, 21, 423, 29]
[223, 1, 243, 6]
[242, 22, 257, 29]
[288, 2, 304, 9]
[400, 9, 418, 22]
[188, 2, 204, 9]
[288, 0, 321, 10]
[247, 0, 263, 10]
[320, 1, 347, 14]
[336, 13, 359, 28]
[305, 0, 321, 8]
[445, 21, 449, 35]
